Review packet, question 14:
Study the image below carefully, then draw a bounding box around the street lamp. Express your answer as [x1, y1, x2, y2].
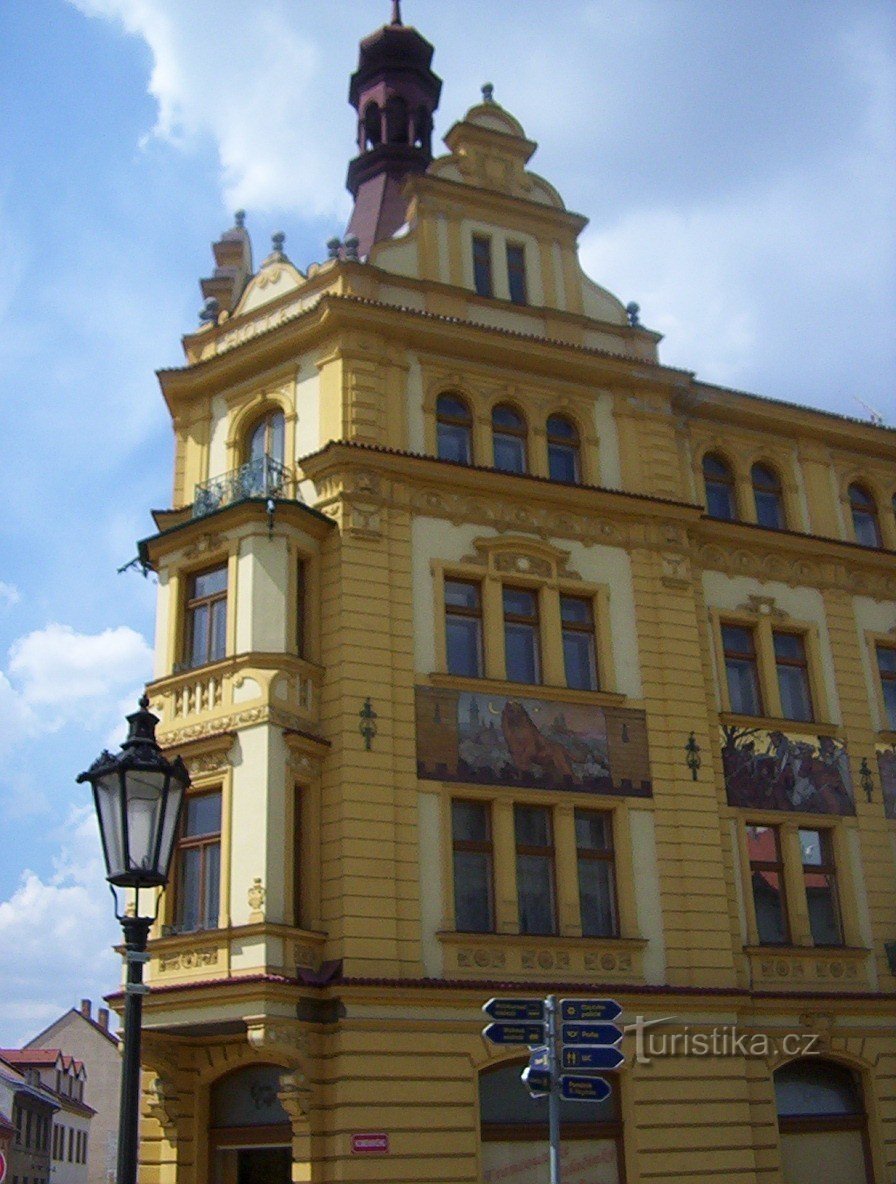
[78, 695, 190, 1184]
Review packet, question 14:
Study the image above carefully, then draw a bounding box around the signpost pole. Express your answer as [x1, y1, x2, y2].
[546, 995, 561, 1184]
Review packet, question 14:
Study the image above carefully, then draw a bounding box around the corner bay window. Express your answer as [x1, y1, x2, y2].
[185, 565, 227, 668]
[747, 824, 789, 945]
[175, 791, 222, 932]
[503, 587, 540, 683]
[451, 800, 494, 932]
[444, 579, 483, 677]
[515, 804, 556, 935]
[561, 595, 598, 690]
[723, 624, 763, 716]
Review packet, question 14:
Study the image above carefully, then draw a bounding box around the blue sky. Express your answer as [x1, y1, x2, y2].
[0, 0, 893, 1044]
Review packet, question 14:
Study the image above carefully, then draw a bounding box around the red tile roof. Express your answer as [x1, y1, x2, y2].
[0, 1049, 62, 1066]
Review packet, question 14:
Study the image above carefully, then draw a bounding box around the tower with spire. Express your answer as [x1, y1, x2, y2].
[344, 1, 442, 257]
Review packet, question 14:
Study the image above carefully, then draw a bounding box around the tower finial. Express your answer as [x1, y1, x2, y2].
[391, 0, 402, 24]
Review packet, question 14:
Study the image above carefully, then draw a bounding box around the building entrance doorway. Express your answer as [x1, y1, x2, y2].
[213, 1145, 291, 1184]
[209, 1064, 294, 1184]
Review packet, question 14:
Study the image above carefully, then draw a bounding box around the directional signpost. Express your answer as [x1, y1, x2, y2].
[482, 995, 625, 1184]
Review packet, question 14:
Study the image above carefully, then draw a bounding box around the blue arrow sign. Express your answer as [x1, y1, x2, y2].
[561, 1046, 625, 1071]
[528, 1045, 550, 1071]
[482, 1022, 545, 1046]
[561, 1023, 623, 1047]
[521, 1066, 551, 1097]
[560, 1075, 612, 1102]
[483, 997, 545, 1022]
[559, 998, 622, 1023]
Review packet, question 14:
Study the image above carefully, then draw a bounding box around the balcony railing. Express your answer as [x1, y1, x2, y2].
[193, 455, 290, 519]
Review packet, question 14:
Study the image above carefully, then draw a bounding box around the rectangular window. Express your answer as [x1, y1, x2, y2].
[747, 825, 790, 945]
[292, 785, 303, 929]
[68, 1127, 73, 1162]
[174, 791, 222, 932]
[561, 595, 598, 690]
[472, 235, 493, 297]
[575, 810, 618, 937]
[451, 800, 494, 932]
[800, 829, 843, 946]
[877, 644, 896, 730]
[295, 557, 306, 659]
[722, 624, 763, 716]
[185, 565, 227, 669]
[444, 579, 483, 677]
[506, 243, 528, 305]
[515, 804, 556, 935]
[504, 587, 541, 684]
[774, 631, 814, 721]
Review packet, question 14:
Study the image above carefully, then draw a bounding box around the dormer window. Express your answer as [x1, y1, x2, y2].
[506, 243, 527, 305]
[472, 235, 493, 298]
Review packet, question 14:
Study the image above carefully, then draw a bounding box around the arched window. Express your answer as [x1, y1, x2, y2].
[492, 404, 527, 474]
[363, 101, 382, 149]
[775, 1060, 872, 1183]
[849, 483, 882, 547]
[247, 409, 285, 466]
[546, 414, 581, 483]
[436, 393, 473, 464]
[385, 95, 409, 144]
[479, 1061, 623, 1182]
[752, 463, 786, 529]
[244, 408, 286, 499]
[703, 453, 737, 520]
[210, 1064, 293, 1183]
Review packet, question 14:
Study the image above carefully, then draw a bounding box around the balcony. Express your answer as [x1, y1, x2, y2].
[193, 455, 291, 519]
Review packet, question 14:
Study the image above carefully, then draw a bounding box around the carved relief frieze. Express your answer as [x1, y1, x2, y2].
[246, 1018, 310, 1058]
[157, 947, 219, 973]
[735, 594, 790, 620]
[183, 532, 226, 560]
[159, 704, 312, 746]
[456, 946, 507, 971]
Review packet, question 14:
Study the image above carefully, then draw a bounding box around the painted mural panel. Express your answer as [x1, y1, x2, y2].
[877, 745, 896, 820]
[415, 686, 652, 796]
[721, 725, 855, 816]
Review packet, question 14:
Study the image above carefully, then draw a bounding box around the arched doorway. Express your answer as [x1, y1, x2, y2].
[210, 1063, 292, 1184]
[775, 1058, 874, 1183]
[479, 1061, 623, 1183]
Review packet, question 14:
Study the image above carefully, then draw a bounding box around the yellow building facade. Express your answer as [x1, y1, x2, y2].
[124, 10, 896, 1183]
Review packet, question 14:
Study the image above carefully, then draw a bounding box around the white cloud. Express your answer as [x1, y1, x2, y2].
[0, 581, 20, 607]
[0, 807, 120, 1047]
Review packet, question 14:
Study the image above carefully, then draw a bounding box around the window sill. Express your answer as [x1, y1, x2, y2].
[429, 671, 628, 708]
[719, 711, 840, 738]
[743, 943, 872, 991]
[437, 929, 646, 982]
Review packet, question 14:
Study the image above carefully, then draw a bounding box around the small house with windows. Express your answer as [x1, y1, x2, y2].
[114, 4, 896, 1182]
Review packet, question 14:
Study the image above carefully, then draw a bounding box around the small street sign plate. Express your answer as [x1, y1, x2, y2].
[351, 1133, 389, 1155]
[561, 1022, 623, 1047]
[482, 1022, 545, 1046]
[559, 998, 623, 1023]
[483, 997, 545, 1021]
[521, 1066, 551, 1097]
[561, 1046, 625, 1071]
[560, 1075, 612, 1102]
[527, 1045, 549, 1070]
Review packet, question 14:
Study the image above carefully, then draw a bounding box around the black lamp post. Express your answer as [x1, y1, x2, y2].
[78, 695, 190, 1184]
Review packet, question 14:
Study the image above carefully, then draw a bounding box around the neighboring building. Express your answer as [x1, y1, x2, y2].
[118, 6, 895, 1183]
[0, 1050, 93, 1184]
[0, 1054, 57, 1184]
[26, 1001, 120, 1184]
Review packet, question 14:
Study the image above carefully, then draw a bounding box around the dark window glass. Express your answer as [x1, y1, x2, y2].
[445, 580, 483, 677]
[547, 414, 581, 483]
[436, 393, 473, 464]
[575, 810, 617, 937]
[506, 243, 528, 305]
[800, 829, 843, 946]
[175, 792, 222, 932]
[295, 557, 305, 659]
[452, 800, 494, 932]
[722, 624, 763, 716]
[503, 587, 540, 683]
[752, 463, 786, 529]
[747, 825, 789, 944]
[877, 644, 896, 730]
[473, 235, 493, 297]
[849, 483, 882, 547]
[479, 1060, 618, 1130]
[515, 805, 556, 935]
[703, 453, 737, 520]
[774, 631, 814, 721]
[247, 409, 284, 466]
[185, 565, 227, 669]
[774, 1059, 862, 1118]
[561, 595, 598, 690]
[492, 404, 527, 473]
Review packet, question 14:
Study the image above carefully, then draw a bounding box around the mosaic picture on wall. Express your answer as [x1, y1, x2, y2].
[877, 745, 896, 820]
[415, 686, 652, 797]
[721, 725, 855, 815]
